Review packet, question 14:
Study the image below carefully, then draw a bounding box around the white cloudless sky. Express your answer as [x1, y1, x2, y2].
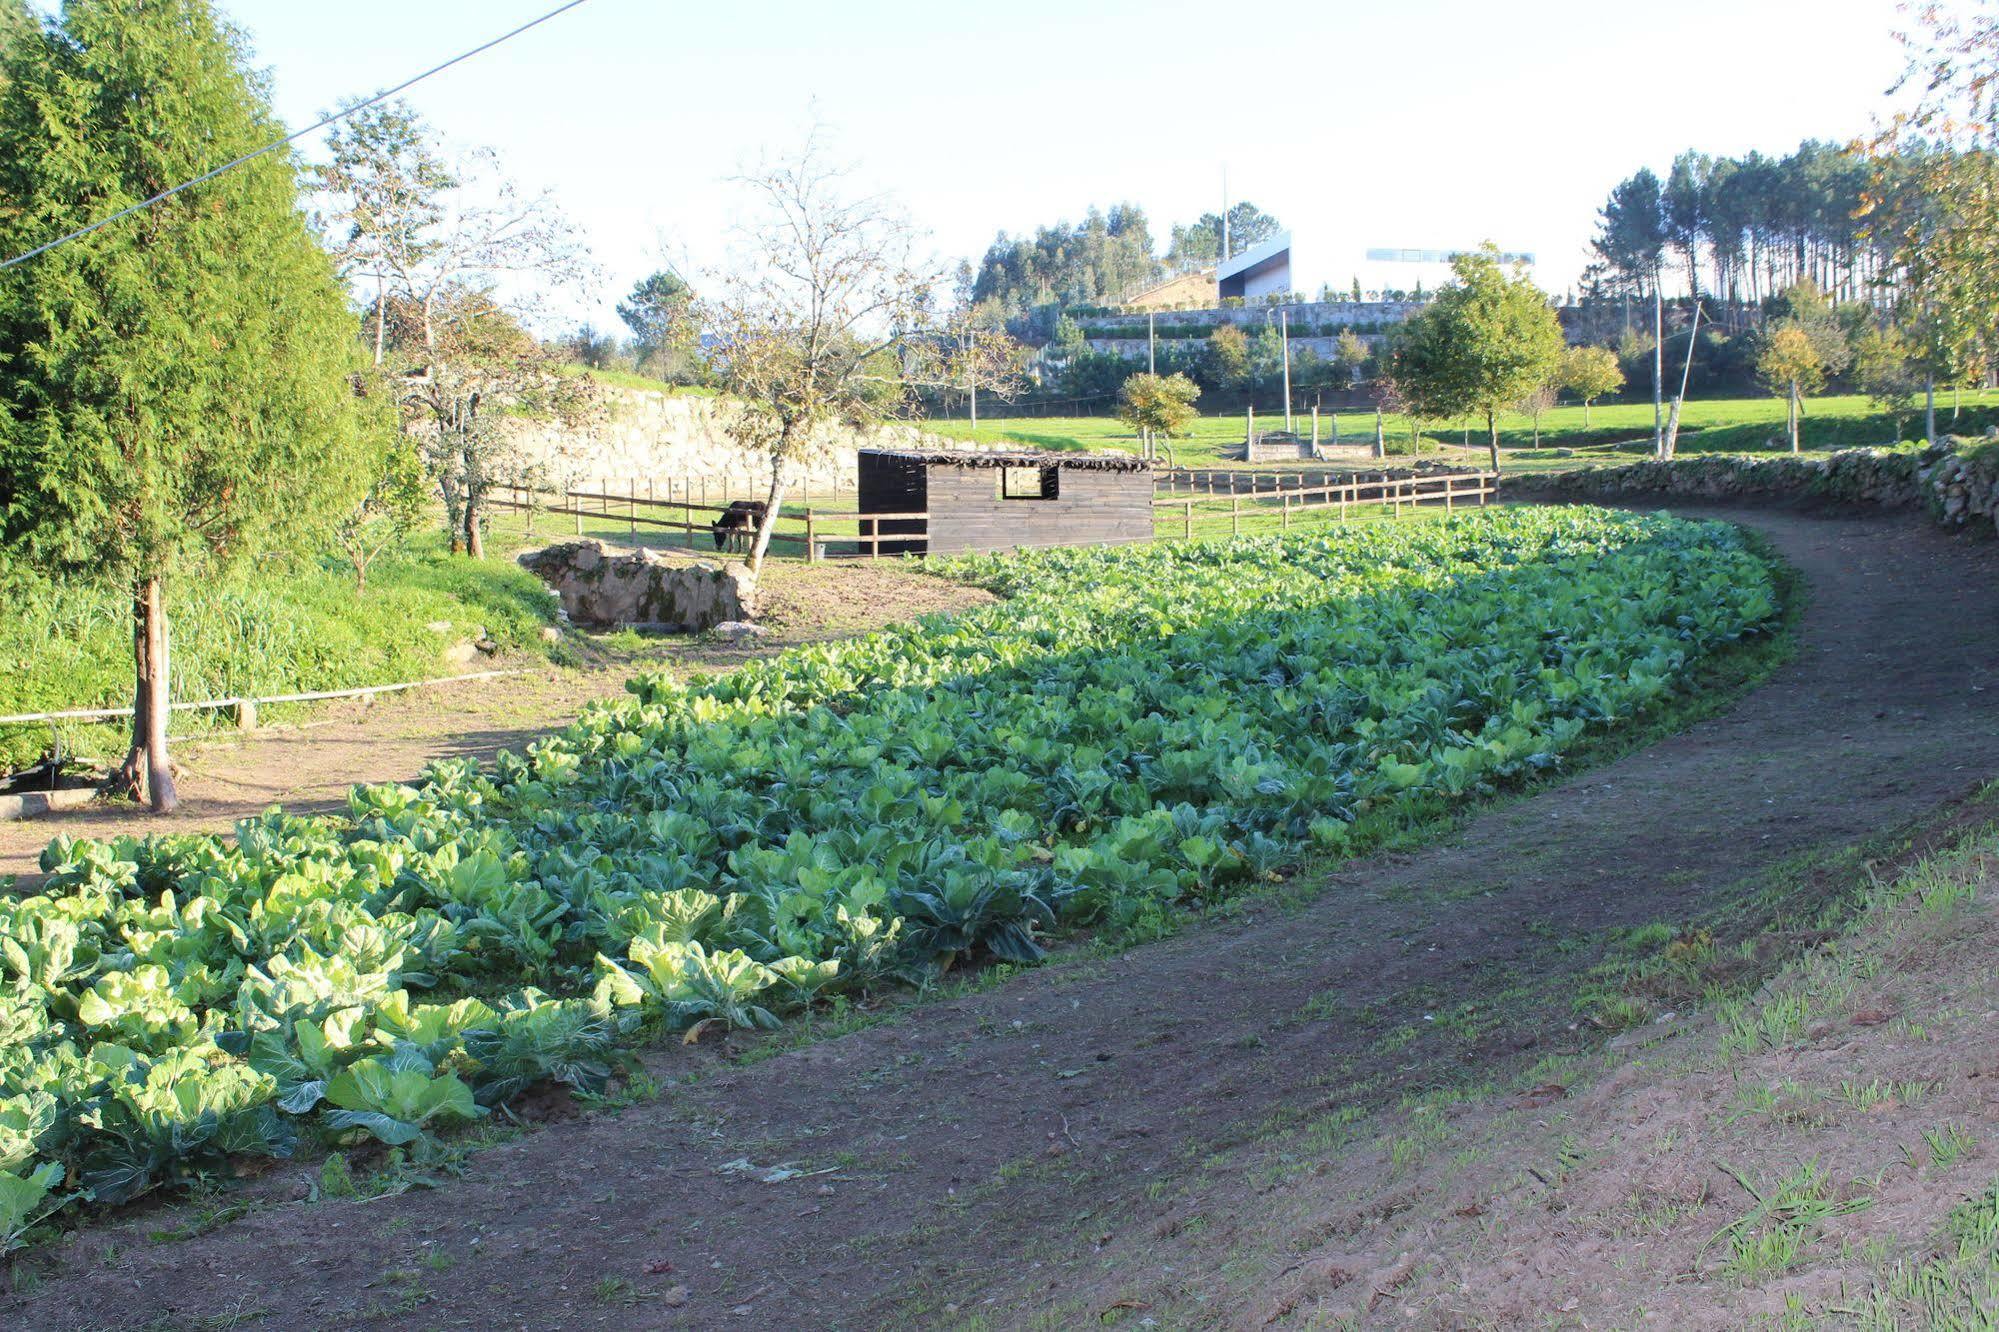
[187, 0, 1913, 326]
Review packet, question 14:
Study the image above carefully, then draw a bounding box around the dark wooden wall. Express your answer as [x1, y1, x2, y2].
[857, 453, 929, 555]
[923, 467, 1154, 555]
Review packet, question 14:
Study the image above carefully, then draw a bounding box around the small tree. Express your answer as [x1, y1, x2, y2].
[705, 132, 934, 573]
[1051, 312, 1087, 359]
[1756, 325, 1826, 453]
[1206, 323, 1250, 388]
[337, 436, 430, 592]
[617, 269, 699, 381]
[0, 0, 365, 811]
[1853, 324, 1922, 441]
[311, 98, 454, 368]
[1518, 380, 1558, 447]
[1117, 372, 1201, 459]
[399, 287, 596, 557]
[1559, 345, 1624, 427]
[1390, 247, 1565, 473]
[1332, 329, 1371, 389]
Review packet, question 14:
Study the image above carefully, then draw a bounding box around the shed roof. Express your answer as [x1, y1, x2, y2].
[862, 447, 1153, 473]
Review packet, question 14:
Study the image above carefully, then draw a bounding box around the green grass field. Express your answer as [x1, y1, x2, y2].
[926, 391, 1999, 473]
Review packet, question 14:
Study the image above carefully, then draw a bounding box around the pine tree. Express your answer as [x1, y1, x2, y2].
[0, 0, 364, 811]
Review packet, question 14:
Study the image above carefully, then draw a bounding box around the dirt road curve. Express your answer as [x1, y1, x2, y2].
[7, 509, 1998, 1331]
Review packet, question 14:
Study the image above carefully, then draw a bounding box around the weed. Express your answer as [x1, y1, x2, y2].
[1706, 1160, 1870, 1281]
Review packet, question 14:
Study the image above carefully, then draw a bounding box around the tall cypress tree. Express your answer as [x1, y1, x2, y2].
[0, 0, 364, 811]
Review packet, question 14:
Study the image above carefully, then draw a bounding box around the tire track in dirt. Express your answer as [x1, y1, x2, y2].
[7, 509, 1998, 1331]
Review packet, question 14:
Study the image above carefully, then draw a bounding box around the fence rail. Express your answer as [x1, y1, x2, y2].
[0, 669, 527, 732]
[488, 483, 929, 561]
[1153, 468, 1496, 538]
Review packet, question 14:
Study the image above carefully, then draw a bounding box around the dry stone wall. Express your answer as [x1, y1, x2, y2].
[1512, 440, 1999, 535]
[501, 385, 965, 491]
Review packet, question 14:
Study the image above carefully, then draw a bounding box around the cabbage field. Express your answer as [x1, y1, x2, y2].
[0, 508, 1779, 1242]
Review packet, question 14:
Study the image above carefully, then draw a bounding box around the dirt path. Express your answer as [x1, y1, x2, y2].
[7, 510, 1999, 1332]
[0, 563, 991, 887]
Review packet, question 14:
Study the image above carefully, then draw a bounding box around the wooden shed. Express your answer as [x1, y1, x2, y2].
[857, 447, 1155, 556]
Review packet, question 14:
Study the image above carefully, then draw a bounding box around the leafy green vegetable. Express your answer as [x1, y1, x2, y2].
[0, 508, 1780, 1230]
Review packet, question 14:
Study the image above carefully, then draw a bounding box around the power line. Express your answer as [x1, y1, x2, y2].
[0, 0, 595, 272]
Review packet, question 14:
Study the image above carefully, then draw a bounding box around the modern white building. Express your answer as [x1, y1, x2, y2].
[1216, 232, 1293, 300]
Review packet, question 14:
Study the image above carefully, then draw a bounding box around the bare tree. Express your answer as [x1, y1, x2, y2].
[705, 132, 937, 572]
[311, 98, 454, 367]
[333, 135, 599, 556]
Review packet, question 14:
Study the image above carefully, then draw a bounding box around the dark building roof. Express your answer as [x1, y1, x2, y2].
[861, 447, 1153, 473]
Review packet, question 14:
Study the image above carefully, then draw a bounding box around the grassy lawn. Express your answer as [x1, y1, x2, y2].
[0, 534, 560, 772]
[926, 391, 1999, 472]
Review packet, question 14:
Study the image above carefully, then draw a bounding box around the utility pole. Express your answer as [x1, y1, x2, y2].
[964, 329, 978, 432]
[1221, 165, 1231, 262]
[1280, 308, 1293, 432]
[1662, 301, 1703, 460]
[1652, 283, 1664, 457]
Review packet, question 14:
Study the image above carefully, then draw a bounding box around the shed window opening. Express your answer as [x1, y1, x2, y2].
[999, 465, 1059, 500]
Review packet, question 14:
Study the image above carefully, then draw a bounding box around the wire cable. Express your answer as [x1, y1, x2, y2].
[0, 0, 595, 271]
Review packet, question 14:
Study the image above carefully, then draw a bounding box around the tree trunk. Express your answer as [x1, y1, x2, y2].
[1583, 399, 1592, 429]
[464, 496, 484, 559]
[1926, 371, 1937, 446]
[1788, 383, 1800, 454]
[373, 273, 387, 368]
[116, 576, 178, 813]
[1373, 408, 1385, 459]
[746, 459, 789, 574]
[1486, 410, 1501, 475]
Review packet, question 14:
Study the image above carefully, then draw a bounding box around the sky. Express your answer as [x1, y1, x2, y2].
[174, 0, 1917, 328]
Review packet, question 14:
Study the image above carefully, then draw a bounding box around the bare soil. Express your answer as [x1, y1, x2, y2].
[5, 509, 1999, 1331]
[0, 560, 991, 888]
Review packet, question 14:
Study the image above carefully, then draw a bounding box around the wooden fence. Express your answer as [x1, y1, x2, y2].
[488, 483, 928, 562]
[1154, 469, 1497, 539]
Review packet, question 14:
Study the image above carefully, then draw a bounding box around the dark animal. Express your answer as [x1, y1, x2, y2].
[710, 500, 766, 553]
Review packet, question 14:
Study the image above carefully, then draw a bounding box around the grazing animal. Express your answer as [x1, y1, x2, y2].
[710, 499, 766, 553]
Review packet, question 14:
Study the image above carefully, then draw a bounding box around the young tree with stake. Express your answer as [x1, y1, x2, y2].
[1117, 372, 1201, 461]
[1559, 345, 1624, 428]
[0, 0, 365, 811]
[1756, 326, 1826, 453]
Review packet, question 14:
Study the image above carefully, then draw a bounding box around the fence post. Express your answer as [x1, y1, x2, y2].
[1183, 501, 1192, 540]
[806, 508, 818, 562]
[573, 482, 582, 535]
[1231, 495, 1240, 537]
[628, 479, 637, 537]
[869, 517, 881, 562]
[1282, 493, 1290, 531]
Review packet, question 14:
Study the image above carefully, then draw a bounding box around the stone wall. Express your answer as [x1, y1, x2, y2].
[1512, 440, 1999, 535]
[1072, 300, 1422, 333]
[501, 386, 965, 491]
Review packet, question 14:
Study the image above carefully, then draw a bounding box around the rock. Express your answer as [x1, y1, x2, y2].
[517, 539, 758, 633]
[538, 626, 562, 644]
[424, 620, 453, 634]
[443, 640, 480, 667]
[710, 620, 766, 643]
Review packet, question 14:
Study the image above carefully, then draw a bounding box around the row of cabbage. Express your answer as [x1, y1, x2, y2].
[0, 508, 1779, 1242]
